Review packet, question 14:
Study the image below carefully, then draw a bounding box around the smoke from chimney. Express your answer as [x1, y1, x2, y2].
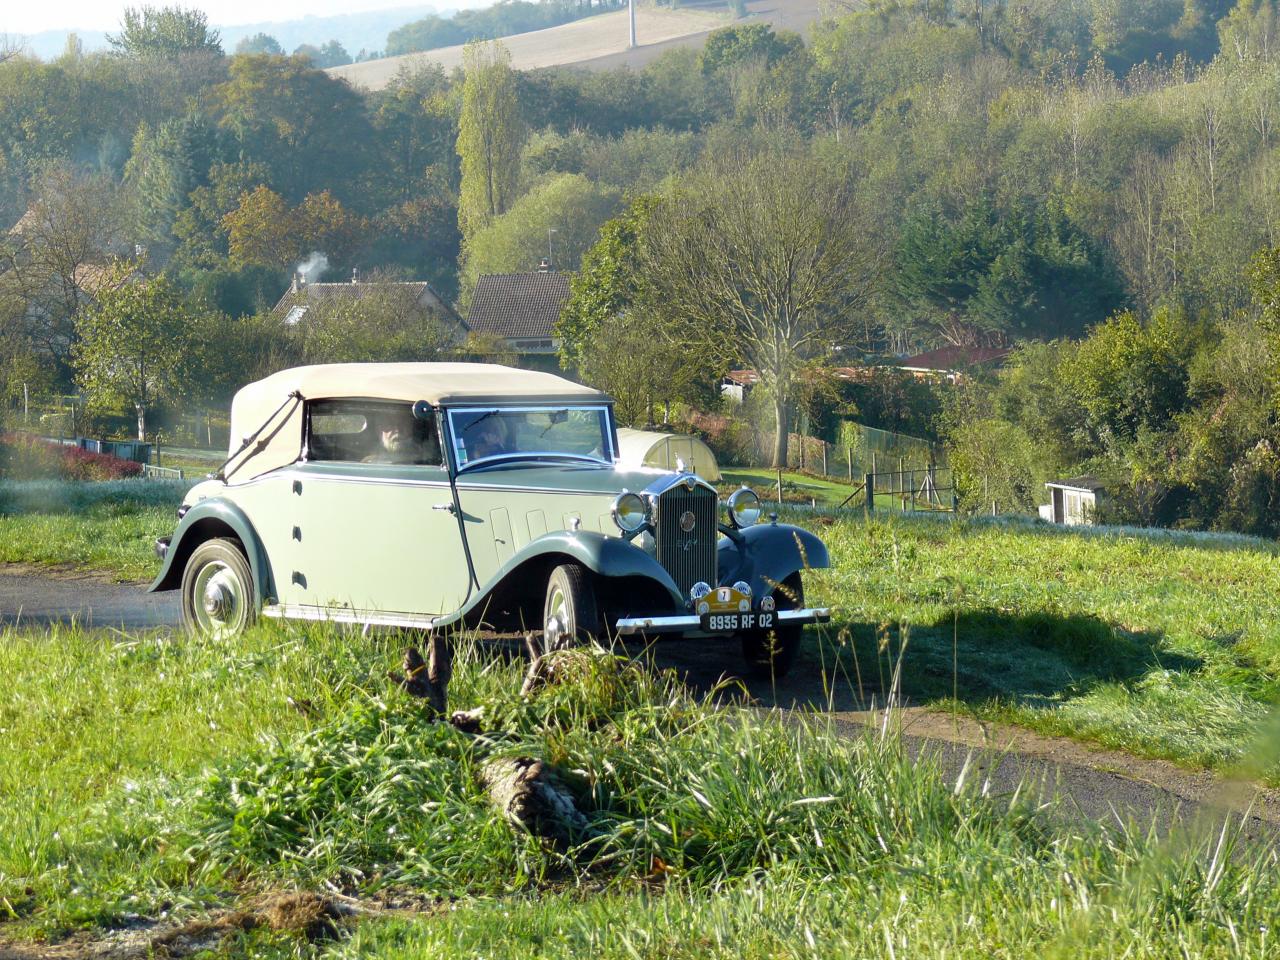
[296, 251, 329, 285]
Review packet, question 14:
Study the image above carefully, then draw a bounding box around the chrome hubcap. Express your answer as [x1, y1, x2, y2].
[545, 586, 568, 649]
[192, 561, 245, 639]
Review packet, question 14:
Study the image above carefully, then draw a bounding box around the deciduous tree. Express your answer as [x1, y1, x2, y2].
[107, 5, 223, 59]
[73, 263, 194, 440]
[636, 145, 883, 466]
[456, 41, 525, 241]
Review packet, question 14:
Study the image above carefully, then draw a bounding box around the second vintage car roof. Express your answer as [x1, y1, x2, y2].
[221, 362, 609, 484]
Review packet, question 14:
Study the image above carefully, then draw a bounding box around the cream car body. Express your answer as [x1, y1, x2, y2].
[150, 363, 831, 675]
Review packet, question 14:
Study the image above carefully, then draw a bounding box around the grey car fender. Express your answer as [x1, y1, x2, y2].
[149, 497, 275, 603]
[440, 529, 686, 626]
[716, 523, 830, 598]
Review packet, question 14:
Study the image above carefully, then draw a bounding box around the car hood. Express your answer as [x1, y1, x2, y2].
[452, 461, 691, 496]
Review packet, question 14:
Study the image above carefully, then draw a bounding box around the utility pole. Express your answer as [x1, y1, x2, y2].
[629, 0, 637, 49]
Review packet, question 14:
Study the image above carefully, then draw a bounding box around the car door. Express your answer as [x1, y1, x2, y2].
[283, 399, 471, 619]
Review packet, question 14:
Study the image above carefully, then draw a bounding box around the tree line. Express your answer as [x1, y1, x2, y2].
[5, 2, 1280, 534]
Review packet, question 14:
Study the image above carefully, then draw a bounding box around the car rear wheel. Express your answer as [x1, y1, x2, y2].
[741, 573, 804, 679]
[181, 538, 257, 639]
[542, 563, 599, 651]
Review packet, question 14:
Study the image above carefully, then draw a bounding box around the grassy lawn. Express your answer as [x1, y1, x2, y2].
[2, 480, 1279, 783]
[721, 467, 949, 513]
[803, 511, 1280, 781]
[0, 622, 1274, 957]
[0, 480, 187, 581]
[720, 467, 860, 508]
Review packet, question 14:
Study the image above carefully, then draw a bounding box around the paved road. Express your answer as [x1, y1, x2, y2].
[0, 571, 179, 630]
[3, 568, 1276, 847]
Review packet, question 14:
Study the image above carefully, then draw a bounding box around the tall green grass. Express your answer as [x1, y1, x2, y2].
[803, 510, 1280, 780]
[0, 479, 188, 580]
[1, 622, 1276, 958]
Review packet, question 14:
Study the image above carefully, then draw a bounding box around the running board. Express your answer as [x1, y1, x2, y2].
[262, 604, 440, 630]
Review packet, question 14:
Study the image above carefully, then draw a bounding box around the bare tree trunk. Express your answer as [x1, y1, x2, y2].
[772, 391, 789, 468]
[136, 404, 146, 442]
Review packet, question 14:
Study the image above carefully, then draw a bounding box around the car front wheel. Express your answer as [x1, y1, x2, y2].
[542, 563, 598, 651]
[181, 538, 257, 639]
[741, 573, 804, 679]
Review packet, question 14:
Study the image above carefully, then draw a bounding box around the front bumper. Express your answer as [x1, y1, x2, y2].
[614, 607, 832, 637]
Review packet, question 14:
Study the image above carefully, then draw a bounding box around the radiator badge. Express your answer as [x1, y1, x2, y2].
[679, 510, 697, 532]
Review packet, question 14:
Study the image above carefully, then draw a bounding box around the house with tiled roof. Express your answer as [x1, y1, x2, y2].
[270, 271, 466, 337]
[895, 346, 1012, 381]
[466, 260, 570, 356]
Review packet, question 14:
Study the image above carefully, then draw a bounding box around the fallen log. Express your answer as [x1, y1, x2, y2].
[480, 756, 590, 845]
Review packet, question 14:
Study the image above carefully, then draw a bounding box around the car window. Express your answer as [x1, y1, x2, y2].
[307, 399, 441, 466]
[449, 405, 612, 469]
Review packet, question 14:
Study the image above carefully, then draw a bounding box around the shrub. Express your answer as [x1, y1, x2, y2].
[0, 433, 144, 481]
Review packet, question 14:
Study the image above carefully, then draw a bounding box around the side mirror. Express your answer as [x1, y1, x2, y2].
[412, 400, 433, 421]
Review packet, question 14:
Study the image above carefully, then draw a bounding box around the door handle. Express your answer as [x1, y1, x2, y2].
[433, 502, 456, 514]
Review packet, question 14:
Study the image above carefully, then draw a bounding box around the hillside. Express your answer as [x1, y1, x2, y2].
[328, 5, 722, 88]
[327, 0, 826, 89]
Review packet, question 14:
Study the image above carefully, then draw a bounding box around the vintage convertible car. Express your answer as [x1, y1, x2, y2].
[150, 363, 831, 675]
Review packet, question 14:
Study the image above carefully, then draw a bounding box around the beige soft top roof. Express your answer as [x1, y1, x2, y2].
[222, 363, 609, 484]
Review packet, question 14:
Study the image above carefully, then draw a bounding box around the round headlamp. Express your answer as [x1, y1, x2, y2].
[727, 486, 762, 529]
[611, 491, 649, 533]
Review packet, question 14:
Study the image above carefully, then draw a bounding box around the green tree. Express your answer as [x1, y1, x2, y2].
[213, 54, 371, 202]
[235, 33, 283, 55]
[699, 23, 803, 75]
[1059, 308, 1200, 448]
[73, 263, 194, 440]
[948, 418, 1046, 514]
[107, 6, 223, 59]
[293, 40, 352, 68]
[894, 196, 1124, 346]
[579, 309, 712, 426]
[172, 161, 272, 269]
[556, 197, 656, 372]
[368, 64, 458, 207]
[124, 116, 217, 261]
[299, 281, 456, 363]
[459, 172, 619, 305]
[456, 41, 525, 241]
[222, 185, 297, 268]
[636, 146, 882, 466]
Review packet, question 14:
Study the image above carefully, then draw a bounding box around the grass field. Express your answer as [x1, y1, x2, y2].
[3, 480, 1279, 781]
[805, 511, 1280, 781]
[1, 622, 1275, 957]
[0, 480, 187, 580]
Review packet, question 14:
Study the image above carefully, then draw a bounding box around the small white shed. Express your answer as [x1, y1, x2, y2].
[1040, 476, 1105, 526]
[615, 428, 722, 481]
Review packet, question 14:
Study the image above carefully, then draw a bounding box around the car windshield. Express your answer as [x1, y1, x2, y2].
[448, 405, 614, 470]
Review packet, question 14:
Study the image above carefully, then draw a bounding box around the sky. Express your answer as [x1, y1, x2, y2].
[7, 1, 491, 36]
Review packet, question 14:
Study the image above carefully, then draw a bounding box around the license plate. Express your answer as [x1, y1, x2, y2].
[700, 611, 775, 633]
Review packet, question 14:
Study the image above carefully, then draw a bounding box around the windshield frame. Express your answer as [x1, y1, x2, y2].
[445, 403, 617, 474]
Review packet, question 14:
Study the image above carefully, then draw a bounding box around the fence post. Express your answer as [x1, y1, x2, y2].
[865, 473, 874, 516]
[822, 441, 827, 477]
[776, 468, 784, 508]
[911, 470, 916, 512]
[847, 447, 853, 483]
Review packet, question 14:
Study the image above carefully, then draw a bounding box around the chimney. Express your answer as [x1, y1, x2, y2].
[351, 266, 360, 284]
[537, 257, 553, 273]
[291, 271, 302, 293]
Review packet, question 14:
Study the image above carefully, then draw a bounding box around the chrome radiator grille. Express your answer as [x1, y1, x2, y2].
[654, 481, 718, 598]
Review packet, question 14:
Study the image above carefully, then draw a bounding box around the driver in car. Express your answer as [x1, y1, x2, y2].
[470, 416, 511, 460]
[365, 409, 425, 464]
